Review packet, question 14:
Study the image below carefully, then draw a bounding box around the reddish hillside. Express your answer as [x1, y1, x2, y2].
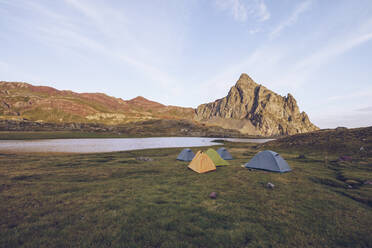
[0, 81, 194, 124]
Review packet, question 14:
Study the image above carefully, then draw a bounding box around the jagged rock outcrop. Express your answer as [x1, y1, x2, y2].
[195, 73, 318, 136]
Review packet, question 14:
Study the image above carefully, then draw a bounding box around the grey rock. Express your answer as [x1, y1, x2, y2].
[209, 192, 217, 199]
[136, 157, 153, 162]
[195, 73, 318, 136]
[266, 182, 275, 189]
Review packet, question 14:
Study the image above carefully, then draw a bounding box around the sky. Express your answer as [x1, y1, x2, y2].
[0, 0, 372, 128]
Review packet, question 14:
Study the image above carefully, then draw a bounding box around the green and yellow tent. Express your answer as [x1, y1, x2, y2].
[205, 148, 229, 166]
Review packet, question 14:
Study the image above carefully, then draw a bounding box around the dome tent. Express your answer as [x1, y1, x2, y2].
[177, 148, 195, 161]
[188, 151, 216, 173]
[217, 147, 233, 160]
[244, 150, 291, 173]
[205, 148, 229, 166]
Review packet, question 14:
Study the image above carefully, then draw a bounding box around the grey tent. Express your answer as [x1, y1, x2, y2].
[244, 150, 291, 173]
[217, 147, 233, 160]
[177, 148, 195, 161]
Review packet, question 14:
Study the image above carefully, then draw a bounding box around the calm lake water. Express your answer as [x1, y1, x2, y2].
[0, 137, 273, 153]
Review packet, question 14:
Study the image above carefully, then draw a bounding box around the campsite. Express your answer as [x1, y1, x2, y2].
[0, 128, 371, 247]
[1, 1, 372, 247]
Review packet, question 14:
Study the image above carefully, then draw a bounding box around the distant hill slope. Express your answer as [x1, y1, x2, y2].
[264, 126, 372, 156]
[0, 82, 194, 124]
[195, 74, 318, 136]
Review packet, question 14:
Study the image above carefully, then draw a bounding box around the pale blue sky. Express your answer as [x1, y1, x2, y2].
[1, 0, 372, 128]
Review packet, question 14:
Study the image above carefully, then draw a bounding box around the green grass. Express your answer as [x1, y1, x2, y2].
[0, 142, 371, 247]
[22, 107, 87, 123]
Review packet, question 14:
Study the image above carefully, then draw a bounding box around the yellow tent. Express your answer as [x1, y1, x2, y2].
[188, 151, 216, 173]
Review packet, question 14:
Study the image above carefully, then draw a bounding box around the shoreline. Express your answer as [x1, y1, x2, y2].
[0, 130, 271, 140]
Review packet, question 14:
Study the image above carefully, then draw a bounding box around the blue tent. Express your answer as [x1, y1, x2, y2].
[217, 147, 233, 160]
[244, 150, 291, 173]
[177, 148, 195, 161]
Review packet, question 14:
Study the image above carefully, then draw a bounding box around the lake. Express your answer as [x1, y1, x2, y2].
[0, 137, 273, 153]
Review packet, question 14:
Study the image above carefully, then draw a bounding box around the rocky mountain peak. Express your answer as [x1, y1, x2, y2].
[235, 73, 259, 88]
[195, 74, 318, 136]
[237, 73, 255, 83]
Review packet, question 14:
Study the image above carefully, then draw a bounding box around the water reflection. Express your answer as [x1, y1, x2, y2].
[0, 137, 273, 153]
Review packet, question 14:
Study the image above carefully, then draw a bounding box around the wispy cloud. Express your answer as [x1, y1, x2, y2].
[256, 0, 270, 21]
[356, 106, 372, 112]
[31, 1, 182, 92]
[215, 0, 270, 22]
[327, 89, 372, 102]
[64, 0, 102, 21]
[248, 27, 261, 34]
[270, 0, 312, 38]
[287, 29, 372, 90]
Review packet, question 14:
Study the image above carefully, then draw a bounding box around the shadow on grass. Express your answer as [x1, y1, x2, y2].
[117, 159, 139, 164]
[310, 177, 346, 188]
[337, 191, 372, 207]
[11, 174, 41, 181]
[55, 162, 83, 167]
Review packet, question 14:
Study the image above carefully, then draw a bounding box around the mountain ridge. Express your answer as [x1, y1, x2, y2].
[1, 74, 318, 136]
[0, 81, 194, 124]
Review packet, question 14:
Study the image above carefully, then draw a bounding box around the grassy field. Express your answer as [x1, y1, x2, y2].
[0, 141, 371, 247]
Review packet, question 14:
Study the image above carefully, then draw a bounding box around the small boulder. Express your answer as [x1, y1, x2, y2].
[266, 182, 275, 189]
[136, 157, 153, 162]
[209, 192, 217, 199]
